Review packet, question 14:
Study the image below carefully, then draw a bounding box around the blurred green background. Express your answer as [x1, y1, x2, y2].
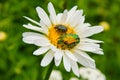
[0, 0, 120, 80]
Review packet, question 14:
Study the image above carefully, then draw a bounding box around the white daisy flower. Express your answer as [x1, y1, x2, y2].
[79, 67, 106, 80]
[49, 70, 63, 80]
[22, 2, 104, 77]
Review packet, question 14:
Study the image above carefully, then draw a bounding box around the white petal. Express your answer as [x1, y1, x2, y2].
[69, 10, 84, 27]
[55, 57, 62, 66]
[65, 50, 77, 61]
[81, 38, 103, 43]
[33, 47, 49, 56]
[56, 13, 62, 23]
[78, 43, 104, 54]
[78, 43, 100, 52]
[71, 60, 79, 77]
[92, 49, 104, 55]
[50, 44, 57, 51]
[34, 37, 50, 46]
[23, 37, 34, 44]
[40, 20, 48, 34]
[22, 32, 44, 38]
[66, 6, 77, 23]
[76, 49, 94, 61]
[36, 7, 51, 27]
[63, 54, 71, 72]
[23, 23, 44, 33]
[55, 49, 63, 60]
[74, 49, 96, 68]
[68, 6, 77, 14]
[75, 23, 91, 33]
[23, 16, 41, 26]
[40, 50, 54, 66]
[23, 35, 43, 44]
[22, 32, 48, 45]
[60, 10, 68, 24]
[48, 2, 57, 24]
[80, 26, 104, 38]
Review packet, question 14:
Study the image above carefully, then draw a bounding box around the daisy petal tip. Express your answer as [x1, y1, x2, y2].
[77, 74, 80, 77]
[22, 32, 28, 38]
[23, 16, 27, 18]
[98, 26, 104, 32]
[36, 6, 41, 11]
[100, 52, 104, 55]
[74, 6, 78, 9]
[74, 71, 80, 77]
[76, 73, 80, 77]
[33, 52, 38, 56]
[22, 24, 29, 29]
[66, 69, 71, 72]
[48, 2, 52, 5]
[40, 62, 46, 67]
[55, 64, 59, 67]
[55, 60, 61, 67]
[22, 33, 25, 37]
[97, 50, 104, 55]
[99, 41, 104, 43]
[22, 24, 26, 27]
[23, 16, 30, 20]
[22, 38, 25, 42]
[22, 38, 28, 43]
[36, 7, 39, 11]
[72, 5, 78, 10]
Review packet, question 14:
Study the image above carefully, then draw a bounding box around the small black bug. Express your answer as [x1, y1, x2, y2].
[55, 25, 67, 33]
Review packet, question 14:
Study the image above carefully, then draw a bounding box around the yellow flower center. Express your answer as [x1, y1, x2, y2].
[48, 25, 80, 50]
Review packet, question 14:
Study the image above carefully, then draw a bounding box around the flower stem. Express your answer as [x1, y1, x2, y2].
[44, 60, 54, 80]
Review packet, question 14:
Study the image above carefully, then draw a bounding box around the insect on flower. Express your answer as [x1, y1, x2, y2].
[55, 25, 68, 33]
[22, 2, 104, 77]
